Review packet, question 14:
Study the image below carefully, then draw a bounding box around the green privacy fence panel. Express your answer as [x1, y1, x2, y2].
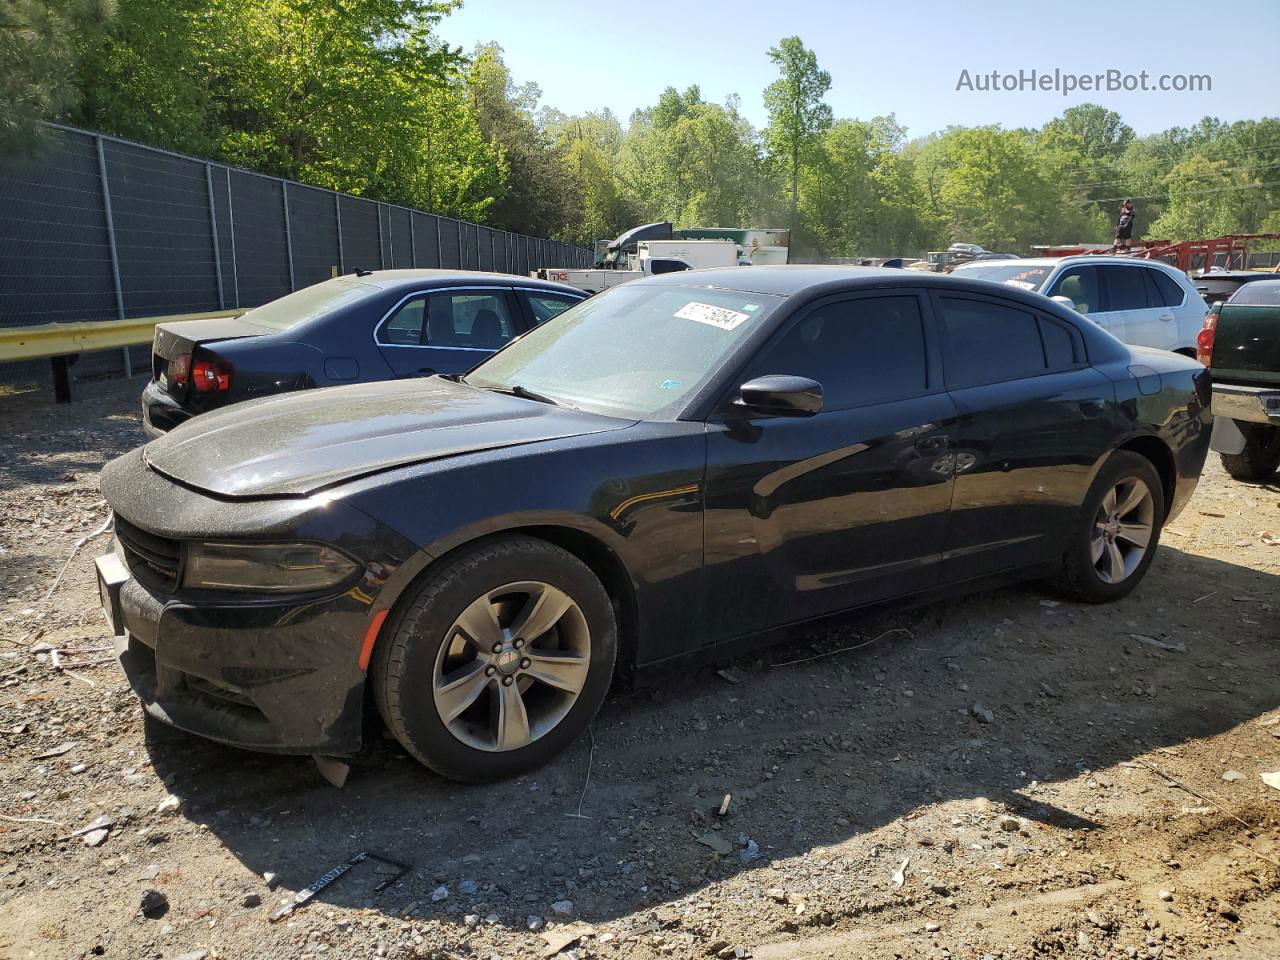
[0, 124, 593, 329]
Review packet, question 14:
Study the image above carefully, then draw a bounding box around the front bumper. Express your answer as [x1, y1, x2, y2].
[99, 545, 371, 756]
[141, 379, 192, 439]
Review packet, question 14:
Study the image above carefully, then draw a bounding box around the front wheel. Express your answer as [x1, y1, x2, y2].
[372, 537, 617, 782]
[1220, 423, 1280, 483]
[1050, 451, 1165, 603]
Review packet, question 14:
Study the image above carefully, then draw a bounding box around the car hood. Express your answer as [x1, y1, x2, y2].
[143, 378, 633, 498]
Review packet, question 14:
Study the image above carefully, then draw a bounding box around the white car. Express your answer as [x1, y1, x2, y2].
[952, 256, 1207, 355]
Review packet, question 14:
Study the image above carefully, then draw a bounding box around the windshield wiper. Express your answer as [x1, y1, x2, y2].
[488, 384, 562, 406]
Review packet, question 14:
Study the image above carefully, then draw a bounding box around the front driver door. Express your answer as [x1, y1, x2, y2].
[702, 292, 959, 642]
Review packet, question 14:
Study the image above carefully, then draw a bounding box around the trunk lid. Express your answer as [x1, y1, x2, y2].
[142, 377, 632, 498]
[1213, 303, 1280, 386]
[151, 316, 264, 399]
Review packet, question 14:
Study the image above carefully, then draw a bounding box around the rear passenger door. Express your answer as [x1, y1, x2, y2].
[375, 288, 521, 377]
[932, 292, 1116, 581]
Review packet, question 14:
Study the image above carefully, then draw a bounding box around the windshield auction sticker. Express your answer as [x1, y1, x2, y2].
[675, 301, 751, 331]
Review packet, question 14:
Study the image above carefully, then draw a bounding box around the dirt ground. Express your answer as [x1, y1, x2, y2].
[1, 376, 1278, 960]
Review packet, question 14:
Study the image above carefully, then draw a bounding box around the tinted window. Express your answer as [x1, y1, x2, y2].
[1039, 317, 1079, 370]
[940, 297, 1045, 387]
[526, 294, 581, 325]
[1229, 280, 1280, 305]
[379, 291, 516, 349]
[1149, 269, 1186, 307]
[1047, 266, 1101, 315]
[1103, 267, 1151, 311]
[745, 296, 927, 411]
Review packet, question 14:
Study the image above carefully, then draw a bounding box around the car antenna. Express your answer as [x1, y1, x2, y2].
[352, 266, 374, 277]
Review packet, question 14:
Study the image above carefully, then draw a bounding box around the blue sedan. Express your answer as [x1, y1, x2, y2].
[141, 270, 586, 438]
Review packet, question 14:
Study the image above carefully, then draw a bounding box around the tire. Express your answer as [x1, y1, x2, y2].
[371, 536, 616, 782]
[1051, 451, 1166, 603]
[1220, 423, 1280, 483]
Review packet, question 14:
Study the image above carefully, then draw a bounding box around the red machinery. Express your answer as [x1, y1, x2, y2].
[1031, 234, 1280, 274]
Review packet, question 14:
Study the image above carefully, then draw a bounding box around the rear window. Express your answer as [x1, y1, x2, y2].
[953, 264, 1052, 290]
[238, 277, 377, 331]
[1228, 281, 1280, 306]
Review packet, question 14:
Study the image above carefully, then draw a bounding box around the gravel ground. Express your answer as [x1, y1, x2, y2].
[1, 377, 1278, 960]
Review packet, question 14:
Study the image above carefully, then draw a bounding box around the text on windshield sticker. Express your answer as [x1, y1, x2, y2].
[675, 301, 751, 331]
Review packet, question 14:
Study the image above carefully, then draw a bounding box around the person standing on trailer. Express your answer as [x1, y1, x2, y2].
[1115, 199, 1136, 251]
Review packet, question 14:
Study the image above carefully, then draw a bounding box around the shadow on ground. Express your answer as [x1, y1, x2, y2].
[139, 545, 1279, 935]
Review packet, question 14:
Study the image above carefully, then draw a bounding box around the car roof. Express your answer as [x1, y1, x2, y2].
[634, 264, 1114, 317]
[347, 269, 584, 297]
[956, 255, 1183, 273]
[637, 264, 936, 296]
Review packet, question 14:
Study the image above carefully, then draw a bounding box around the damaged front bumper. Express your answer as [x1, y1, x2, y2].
[99, 549, 370, 755]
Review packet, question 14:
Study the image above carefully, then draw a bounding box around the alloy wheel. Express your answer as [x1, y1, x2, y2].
[432, 581, 591, 752]
[1090, 477, 1155, 584]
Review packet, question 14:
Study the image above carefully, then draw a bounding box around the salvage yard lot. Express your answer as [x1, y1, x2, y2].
[1, 378, 1278, 960]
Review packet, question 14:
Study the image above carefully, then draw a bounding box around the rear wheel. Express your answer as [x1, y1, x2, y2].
[1051, 451, 1165, 603]
[1220, 423, 1280, 483]
[372, 537, 616, 782]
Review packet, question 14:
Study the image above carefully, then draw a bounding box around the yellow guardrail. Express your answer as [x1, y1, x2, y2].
[0, 309, 245, 364]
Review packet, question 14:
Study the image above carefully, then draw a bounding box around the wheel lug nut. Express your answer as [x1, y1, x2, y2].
[502, 675, 514, 686]
[492, 643, 503, 654]
[520, 658, 531, 670]
[513, 638, 524, 649]
[485, 665, 497, 677]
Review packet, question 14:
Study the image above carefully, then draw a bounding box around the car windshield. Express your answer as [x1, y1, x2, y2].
[467, 283, 786, 418]
[955, 263, 1053, 290]
[238, 277, 378, 331]
[1229, 281, 1280, 306]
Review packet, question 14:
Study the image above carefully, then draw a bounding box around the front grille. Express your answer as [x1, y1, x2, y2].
[115, 515, 182, 592]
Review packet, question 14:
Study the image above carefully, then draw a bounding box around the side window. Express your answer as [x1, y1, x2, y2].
[939, 296, 1045, 387]
[745, 295, 927, 412]
[525, 294, 581, 325]
[1039, 316, 1081, 370]
[1047, 266, 1100, 315]
[382, 298, 426, 345]
[1148, 269, 1186, 307]
[1103, 267, 1151, 311]
[424, 292, 515, 348]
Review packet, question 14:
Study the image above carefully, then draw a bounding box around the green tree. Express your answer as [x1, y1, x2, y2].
[0, 0, 113, 155]
[762, 36, 832, 237]
[467, 42, 577, 238]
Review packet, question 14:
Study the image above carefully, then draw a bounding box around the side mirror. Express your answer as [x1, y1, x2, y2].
[1050, 294, 1084, 314]
[737, 375, 823, 417]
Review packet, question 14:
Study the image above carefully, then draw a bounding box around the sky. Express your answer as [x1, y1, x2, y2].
[438, 0, 1280, 138]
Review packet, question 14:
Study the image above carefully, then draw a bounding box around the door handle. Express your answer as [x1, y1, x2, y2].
[914, 435, 950, 452]
[417, 367, 436, 376]
[1158, 314, 1175, 322]
[1079, 398, 1106, 417]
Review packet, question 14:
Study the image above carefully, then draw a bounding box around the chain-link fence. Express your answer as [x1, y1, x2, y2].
[0, 124, 592, 383]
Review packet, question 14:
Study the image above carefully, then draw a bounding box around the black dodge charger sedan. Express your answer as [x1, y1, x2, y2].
[98, 267, 1211, 782]
[141, 269, 586, 437]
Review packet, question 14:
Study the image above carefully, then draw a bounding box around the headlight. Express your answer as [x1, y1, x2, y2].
[185, 542, 359, 593]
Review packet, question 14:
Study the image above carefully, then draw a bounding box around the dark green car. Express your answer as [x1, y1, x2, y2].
[1203, 279, 1280, 480]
